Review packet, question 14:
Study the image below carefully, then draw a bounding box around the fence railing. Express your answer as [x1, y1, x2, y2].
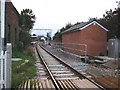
[0, 43, 12, 89]
[51, 42, 87, 60]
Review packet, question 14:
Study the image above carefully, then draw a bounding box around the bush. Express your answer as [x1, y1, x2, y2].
[19, 30, 31, 47]
[16, 41, 24, 51]
[25, 46, 34, 56]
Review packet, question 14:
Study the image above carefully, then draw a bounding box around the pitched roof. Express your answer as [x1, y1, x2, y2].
[6, 2, 19, 16]
[62, 19, 108, 33]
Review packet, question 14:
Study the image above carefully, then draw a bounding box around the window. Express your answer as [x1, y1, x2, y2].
[15, 28, 17, 43]
[8, 24, 11, 43]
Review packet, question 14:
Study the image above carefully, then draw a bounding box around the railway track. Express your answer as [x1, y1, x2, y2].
[19, 43, 105, 89]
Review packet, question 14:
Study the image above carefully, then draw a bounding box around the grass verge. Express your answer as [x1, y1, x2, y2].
[12, 46, 36, 88]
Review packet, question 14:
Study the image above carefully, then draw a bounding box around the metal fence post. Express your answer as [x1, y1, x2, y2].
[6, 43, 12, 88]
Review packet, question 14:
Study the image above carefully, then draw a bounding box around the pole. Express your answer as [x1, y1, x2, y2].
[1, 0, 5, 52]
[0, 0, 2, 54]
[6, 43, 12, 88]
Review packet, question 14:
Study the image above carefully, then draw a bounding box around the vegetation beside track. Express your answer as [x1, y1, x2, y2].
[12, 46, 36, 88]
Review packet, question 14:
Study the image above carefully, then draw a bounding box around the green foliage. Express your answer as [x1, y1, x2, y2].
[14, 41, 24, 51]
[19, 8, 36, 48]
[53, 23, 72, 41]
[99, 8, 118, 39]
[19, 30, 31, 47]
[64, 23, 72, 30]
[53, 31, 62, 41]
[12, 48, 36, 88]
[19, 9, 36, 30]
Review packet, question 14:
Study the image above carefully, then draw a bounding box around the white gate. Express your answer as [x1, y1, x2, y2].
[0, 43, 12, 89]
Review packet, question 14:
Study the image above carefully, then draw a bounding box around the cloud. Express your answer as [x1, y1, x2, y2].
[11, 0, 117, 36]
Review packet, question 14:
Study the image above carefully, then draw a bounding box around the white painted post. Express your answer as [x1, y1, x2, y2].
[84, 44, 87, 63]
[0, 0, 1, 54]
[5, 43, 12, 88]
[0, 55, 4, 89]
[0, 51, 4, 89]
[1, 0, 5, 52]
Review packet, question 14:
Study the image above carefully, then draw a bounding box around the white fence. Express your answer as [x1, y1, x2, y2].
[0, 43, 12, 89]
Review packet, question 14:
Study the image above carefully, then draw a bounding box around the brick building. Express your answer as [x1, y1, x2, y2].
[62, 19, 108, 56]
[5, 2, 20, 47]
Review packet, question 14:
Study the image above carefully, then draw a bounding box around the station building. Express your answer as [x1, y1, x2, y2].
[62, 19, 108, 56]
[5, 1, 20, 47]
[5, 2, 20, 47]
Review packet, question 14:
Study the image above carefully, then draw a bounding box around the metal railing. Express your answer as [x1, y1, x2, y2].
[52, 42, 88, 62]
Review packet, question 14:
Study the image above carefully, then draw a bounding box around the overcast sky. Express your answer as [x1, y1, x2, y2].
[11, 0, 117, 36]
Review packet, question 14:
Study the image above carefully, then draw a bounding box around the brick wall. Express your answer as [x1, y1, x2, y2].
[5, 2, 20, 47]
[62, 23, 107, 56]
[80, 24, 107, 56]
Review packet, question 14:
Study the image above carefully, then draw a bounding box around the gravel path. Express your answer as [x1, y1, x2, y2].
[42, 44, 117, 78]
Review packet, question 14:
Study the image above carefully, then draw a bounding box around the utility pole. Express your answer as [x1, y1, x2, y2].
[0, 0, 5, 54]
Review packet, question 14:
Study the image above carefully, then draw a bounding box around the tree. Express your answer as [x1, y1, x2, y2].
[53, 31, 62, 41]
[53, 23, 72, 42]
[99, 8, 118, 39]
[19, 9, 36, 31]
[19, 29, 31, 48]
[19, 9, 36, 48]
[64, 23, 72, 30]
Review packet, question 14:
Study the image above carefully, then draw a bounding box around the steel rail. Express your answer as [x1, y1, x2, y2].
[40, 44, 106, 90]
[35, 45, 61, 90]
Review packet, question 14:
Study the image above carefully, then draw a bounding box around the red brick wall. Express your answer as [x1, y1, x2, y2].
[62, 31, 82, 55]
[62, 23, 107, 56]
[5, 2, 20, 47]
